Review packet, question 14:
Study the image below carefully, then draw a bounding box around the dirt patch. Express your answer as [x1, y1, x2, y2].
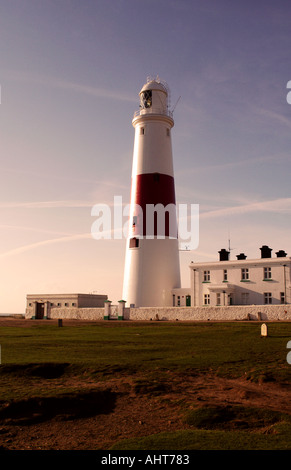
[0, 371, 290, 450]
[0, 389, 117, 425]
[1, 363, 71, 379]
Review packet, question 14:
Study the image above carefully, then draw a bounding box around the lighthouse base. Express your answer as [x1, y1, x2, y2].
[122, 237, 181, 308]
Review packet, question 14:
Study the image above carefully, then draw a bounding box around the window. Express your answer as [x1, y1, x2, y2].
[280, 292, 285, 304]
[167, 128, 170, 136]
[203, 271, 210, 282]
[264, 292, 272, 304]
[177, 296, 180, 306]
[216, 293, 221, 305]
[28, 303, 32, 307]
[141, 90, 152, 108]
[241, 268, 249, 280]
[65, 303, 68, 307]
[140, 127, 145, 135]
[264, 267, 272, 280]
[129, 237, 139, 248]
[57, 303, 61, 307]
[72, 302, 76, 307]
[50, 303, 53, 307]
[223, 269, 228, 281]
[132, 216, 137, 232]
[204, 294, 210, 305]
[241, 293, 249, 305]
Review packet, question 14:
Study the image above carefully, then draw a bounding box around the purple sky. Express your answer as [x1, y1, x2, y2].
[1, 0, 291, 312]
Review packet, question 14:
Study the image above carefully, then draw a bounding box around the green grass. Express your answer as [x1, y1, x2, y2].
[110, 425, 291, 450]
[1, 321, 291, 450]
[1, 321, 290, 377]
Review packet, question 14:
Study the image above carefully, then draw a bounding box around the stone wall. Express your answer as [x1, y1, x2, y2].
[126, 305, 291, 322]
[25, 304, 291, 321]
[25, 307, 105, 321]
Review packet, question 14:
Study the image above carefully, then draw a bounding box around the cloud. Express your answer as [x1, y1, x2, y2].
[0, 224, 72, 237]
[0, 200, 94, 209]
[0, 195, 129, 209]
[0, 232, 93, 259]
[4, 70, 136, 103]
[200, 197, 291, 219]
[252, 106, 291, 131]
[176, 153, 283, 177]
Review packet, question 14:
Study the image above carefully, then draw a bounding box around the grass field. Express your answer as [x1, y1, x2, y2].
[0, 319, 291, 450]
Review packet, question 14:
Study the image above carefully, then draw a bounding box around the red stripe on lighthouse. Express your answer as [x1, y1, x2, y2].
[131, 173, 177, 238]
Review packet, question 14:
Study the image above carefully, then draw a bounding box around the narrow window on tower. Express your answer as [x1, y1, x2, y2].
[140, 127, 145, 135]
[132, 216, 137, 230]
[129, 237, 139, 249]
[167, 128, 170, 136]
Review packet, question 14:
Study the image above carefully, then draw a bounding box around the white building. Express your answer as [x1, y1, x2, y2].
[26, 293, 108, 319]
[173, 245, 291, 307]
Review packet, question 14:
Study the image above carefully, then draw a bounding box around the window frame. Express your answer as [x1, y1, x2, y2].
[263, 267, 272, 280]
[204, 293, 210, 305]
[203, 270, 210, 282]
[241, 268, 249, 281]
[264, 292, 272, 304]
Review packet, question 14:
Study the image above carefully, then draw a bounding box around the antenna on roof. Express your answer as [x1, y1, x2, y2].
[172, 95, 181, 114]
[228, 231, 236, 257]
[179, 243, 191, 251]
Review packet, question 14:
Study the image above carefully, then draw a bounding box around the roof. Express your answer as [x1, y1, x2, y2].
[190, 257, 291, 269]
[140, 79, 168, 95]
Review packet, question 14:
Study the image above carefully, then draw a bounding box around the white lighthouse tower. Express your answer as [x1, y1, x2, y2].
[122, 77, 181, 307]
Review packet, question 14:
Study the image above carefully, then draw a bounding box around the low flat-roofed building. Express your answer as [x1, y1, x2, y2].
[26, 293, 108, 319]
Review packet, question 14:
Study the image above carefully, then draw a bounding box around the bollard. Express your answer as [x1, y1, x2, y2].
[261, 323, 268, 337]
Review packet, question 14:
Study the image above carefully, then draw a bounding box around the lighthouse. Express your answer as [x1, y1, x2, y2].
[122, 77, 181, 307]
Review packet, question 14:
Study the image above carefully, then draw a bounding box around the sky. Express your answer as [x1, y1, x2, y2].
[1, 0, 291, 313]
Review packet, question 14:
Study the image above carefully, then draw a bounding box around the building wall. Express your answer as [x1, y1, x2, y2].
[49, 307, 105, 320]
[126, 305, 291, 321]
[26, 294, 108, 319]
[25, 306, 105, 320]
[26, 304, 291, 321]
[190, 258, 291, 307]
[172, 288, 191, 306]
[77, 295, 107, 308]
